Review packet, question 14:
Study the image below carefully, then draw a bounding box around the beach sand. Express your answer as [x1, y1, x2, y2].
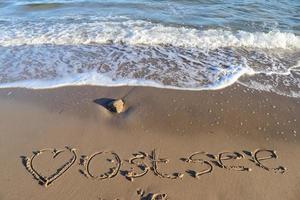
[0, 84, 299, 200]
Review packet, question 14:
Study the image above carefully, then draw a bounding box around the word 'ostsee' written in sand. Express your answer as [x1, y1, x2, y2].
[22, 147, 286, 187]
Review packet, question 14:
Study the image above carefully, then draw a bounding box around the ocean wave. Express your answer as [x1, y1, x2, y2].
[0, 18, 299, 49]
[0, 43, 299, 98]
[0, 17, 300, 97]
[0, 44, 255, 88]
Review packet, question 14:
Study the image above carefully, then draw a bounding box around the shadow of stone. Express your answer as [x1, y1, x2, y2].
[94, 98, 116, 112]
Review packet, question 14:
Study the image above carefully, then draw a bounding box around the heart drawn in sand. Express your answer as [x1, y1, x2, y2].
[24, 147, 77, 187]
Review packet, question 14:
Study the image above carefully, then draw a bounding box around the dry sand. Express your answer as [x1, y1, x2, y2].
[0, 84, 299, 200]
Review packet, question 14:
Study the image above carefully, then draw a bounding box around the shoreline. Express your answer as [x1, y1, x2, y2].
[0, 84, 299, 199]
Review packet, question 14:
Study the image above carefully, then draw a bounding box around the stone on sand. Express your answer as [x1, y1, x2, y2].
[108, 99, 124, 113]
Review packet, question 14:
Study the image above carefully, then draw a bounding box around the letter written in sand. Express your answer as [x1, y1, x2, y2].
[217, 151, 251, 171]
[150, 149, 184, 179]
[123, 152, 150, 181]
[253, 149, 286, 174]
[82, 151, 121, 180]
[183, 152, 213, 178]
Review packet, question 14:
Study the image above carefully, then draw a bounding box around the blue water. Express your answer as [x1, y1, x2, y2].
[0, 0, 299, 97]
[1, 0, 299, 34]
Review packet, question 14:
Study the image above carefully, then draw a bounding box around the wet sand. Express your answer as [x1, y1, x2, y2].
[0, 84, 299, 200]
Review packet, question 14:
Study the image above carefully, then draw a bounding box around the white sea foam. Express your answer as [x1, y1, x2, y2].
[0, 18, 299, 49]
[0, 68, 253, 91]
[0, 44, 256, 89]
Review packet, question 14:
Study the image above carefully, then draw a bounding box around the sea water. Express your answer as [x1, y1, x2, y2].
[0, 0, 299, 97]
